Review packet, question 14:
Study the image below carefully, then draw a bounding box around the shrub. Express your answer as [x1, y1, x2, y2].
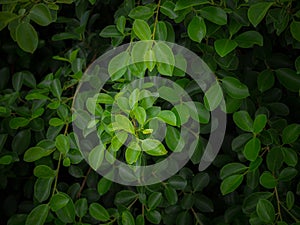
[0, 0, 300, 225]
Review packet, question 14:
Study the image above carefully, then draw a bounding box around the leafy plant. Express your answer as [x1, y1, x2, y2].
[1, 0, 300, 225]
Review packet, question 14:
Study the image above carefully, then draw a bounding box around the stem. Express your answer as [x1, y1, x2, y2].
[280, 203, 300, 223]
[151, 0, 161, 40]
[191, 207, 204, 225]
[77, 167, 92, 198]
[52, 123, 69, 196]
[274, 187, 282, 221]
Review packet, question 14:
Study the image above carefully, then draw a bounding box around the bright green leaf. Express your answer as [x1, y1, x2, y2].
[214, 39, 238, 57]
[187, 16, 206, 43]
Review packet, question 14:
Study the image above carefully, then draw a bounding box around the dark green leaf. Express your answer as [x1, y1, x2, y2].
[220, 163, 248, 180]
[286, 191, 294, 210]
[222, 76, 249, 99]
[89, 203, 110, 222]
[192, 172, 210, 191]
[220, 174, 243, 195]
[50, 193, 70, 211]
[233, 111, 253, 132]
[257, 69, 275, 92]
[129, 6, 154, 20]
[97, 177, 112, 196]
[16, 22, 38, 53]
[146, 210, 161, 224]
[34, 177, 53, 202]
[55, 134, 70, 155]
[234, 31, 263, 48]
[174, 0, 209, 11]
[34, 165, 56, 178]
[122, 210, 135, 225]
[276, 68, 300, 92]
[214, 39, 238, 57]
[148, 192, 162, 210]
[114, 190, 137, 206]
[278, 167, 298, 181]
[24, 147, 53, 162]
[282, 123, 300, 144]
[25, 204, 49, 225]
[253, 114, 267, 134]
[199, 6, 227, 25]
[266, 147, 284, 172]
[75, 198, 88, 218]
[290, 20, 300, 42]
[248, 2, 273, 27]
[256, 199, 275, 223]
[259, 171, 277, 189]
[164, 185, 178, 205]
[30, 3, 52, 26]
[243, 137, 261, 161]
[187, 16, 206, 43]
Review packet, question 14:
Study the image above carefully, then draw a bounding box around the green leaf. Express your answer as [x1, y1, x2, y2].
[256, 199, 275, 223]
[129, 6, 154, 20]
[153, 42, 175, 75]
[132, 106, 147, 125]
[221, 76, 249, 99]
[157, 110, 177, 126]
[160, 1, 178, 19]
[34, 165, 56, 178]
[276, 68, 300, 92]
[88, 144, 105, 170]
[144, 49, 156, 72]
[187, 16, 206, 43]
[257, 69, 275, 92]
[50, 193, 70, 211]
[266, 147, 284, 172]
[148, 192, 162, 210]
[24, 147, 53, 162]
[0, 12, 18, 31]
[129, 88, 140, 109]
[286, 191, 295, 210]
[111, 131, 128, 152]
[114, 190, 137, 206]
[9, 117, 30, 129]
[164, 185, 178, 205]
[89, 203, 110, 222]
[282, 123, 300, 144]
[158, 86, 180, 103]
[49, 118, 65, 127]
[204, 82, 223, 111]
[142, 139, 167, 156]
[220, 163, 248, 180]
[278, 167, 298, 181]
[290, 20, 300, 42]
[283, 148, 298, 167]
[50, 79, 62, 99]
[133, 19, 151, 40]
[220, 174, 243, 195]
[174, 0, 209, 11]
[25, 204, 49, 225]
[154, 21, 167, 41]
[199, 6, 227, 25]
[243, 137, 261, 161]
[146, 210, 161, 224]
[75, 198, 88, 218]
[125, 141, 141, 164]
[34, 177, 53, 202]
[248, 2, 273, 27]
[55, 134, 70, 155]
[242, 192, 273, 214]
[16, 22, 38, 53]
[12, 72, 23, 92]
[100, 25, 122, 38]
[165, 126, 184, 152]
[30, 3, 52, 26]
[116, 16, 126, 34]
[214, 39, 238, 57]
[97, 177, 112, 196]
[233, 111, 253, 132]
[168, 175, 187, 190]
[234, 31, 263, 48]
[108, 51, 130, 81]
[192, 172, 210, 192]
[253, 114, 267, 134]
[55, 199, 76, 223]
[259, 171, 277, 189]
[114, 114, 135, 134]
[0, 155, 13, 165]
[97, 93, 114, 104]
[122, 211, 135, 225]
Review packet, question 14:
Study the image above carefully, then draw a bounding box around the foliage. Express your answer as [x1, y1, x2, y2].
[1, 0, 300, 225]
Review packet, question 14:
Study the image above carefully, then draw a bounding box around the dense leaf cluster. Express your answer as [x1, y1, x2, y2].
[0, 0, 300, 225]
